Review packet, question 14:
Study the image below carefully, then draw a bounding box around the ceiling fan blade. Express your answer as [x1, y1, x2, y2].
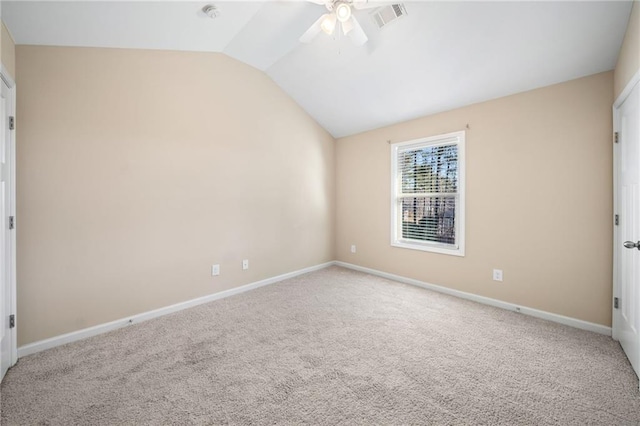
[299, 14, 326, 43]
[352, 0, 386, 10]
[342, 16, 354, 35]
[346, 16, 368, 46]
[305, 0, 327, 4]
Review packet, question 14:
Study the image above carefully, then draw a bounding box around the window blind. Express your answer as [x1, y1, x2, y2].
[397, 143, 459, 246]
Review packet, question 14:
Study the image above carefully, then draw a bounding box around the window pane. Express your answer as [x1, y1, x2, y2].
[401, 196, 456, 245]
[400, 144, 458, 194]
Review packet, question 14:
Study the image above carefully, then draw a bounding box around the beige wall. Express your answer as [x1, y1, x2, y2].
[336, 72, 613, 326]
[1, 20, 15, 78]
[16, 46, 335, 346]
[614, 0, 639, 99]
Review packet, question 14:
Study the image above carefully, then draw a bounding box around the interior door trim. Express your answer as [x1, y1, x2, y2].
[0, 64, 17, 379]
[612, 70, 640, 346]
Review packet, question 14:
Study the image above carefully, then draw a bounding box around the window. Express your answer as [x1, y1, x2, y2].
[391, 131, 465, 256]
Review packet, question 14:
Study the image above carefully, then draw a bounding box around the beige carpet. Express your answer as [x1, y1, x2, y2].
[2, 266, 639, 425]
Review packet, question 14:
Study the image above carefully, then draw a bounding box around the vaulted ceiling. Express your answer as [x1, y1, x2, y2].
[2, 1, 633, 137]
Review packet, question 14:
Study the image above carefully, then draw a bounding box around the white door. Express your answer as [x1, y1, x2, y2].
[0, 72, 15, 381]
[614, 77, 640, 380]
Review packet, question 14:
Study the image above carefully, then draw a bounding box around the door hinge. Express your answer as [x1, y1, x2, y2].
[8, 116, 14, 131]
[614, 297, 619, 309]
[615, 214, 619, 226]
[614, 132, 619, 143]
[9, 314, 15, 328]
[9, 216, 14, 230]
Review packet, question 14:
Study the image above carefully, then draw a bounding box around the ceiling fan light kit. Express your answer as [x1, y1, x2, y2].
[300, 0, 382, 46]
[321, 13, 337, 35]
[335, 3, 352, 22]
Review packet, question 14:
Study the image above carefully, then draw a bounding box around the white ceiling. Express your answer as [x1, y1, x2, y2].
[2, 1, 633, 137]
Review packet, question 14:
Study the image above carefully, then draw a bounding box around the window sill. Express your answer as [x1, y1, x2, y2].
[391, 240, 465, 257]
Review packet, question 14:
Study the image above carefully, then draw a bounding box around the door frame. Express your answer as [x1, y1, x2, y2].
[612, 68, 640, 344]
[1, 64, 17, 376]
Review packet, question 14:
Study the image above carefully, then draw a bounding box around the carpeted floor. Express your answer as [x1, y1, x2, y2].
[2, 266, 640, 425]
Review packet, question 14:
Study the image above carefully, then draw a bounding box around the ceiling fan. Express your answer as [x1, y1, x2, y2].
[300, 0, 382, 46]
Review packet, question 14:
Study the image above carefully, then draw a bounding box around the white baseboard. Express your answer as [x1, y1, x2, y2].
[19, 260, 611, 358]
[335, 261, 612, 336]
[18, 262, 334, 358]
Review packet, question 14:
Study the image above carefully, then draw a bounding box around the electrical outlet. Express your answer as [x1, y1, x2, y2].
[211, 264, 220, 276]
[242, 259, 249, 270]
[351, 245, 356, 253]
[492, 269, 503, 282]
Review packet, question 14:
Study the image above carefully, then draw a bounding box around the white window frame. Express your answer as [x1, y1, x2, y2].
[390, 131, 465, 256]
